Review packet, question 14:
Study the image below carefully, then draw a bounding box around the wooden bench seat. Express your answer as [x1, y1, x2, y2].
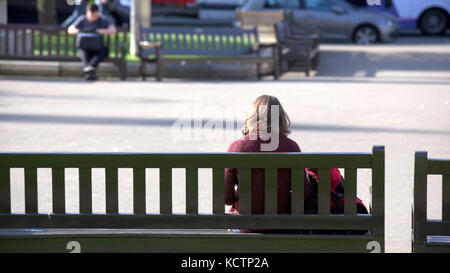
[0, 228, 376, 253]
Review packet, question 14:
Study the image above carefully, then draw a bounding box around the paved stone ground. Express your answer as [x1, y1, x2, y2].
[0, 36, 449, 252]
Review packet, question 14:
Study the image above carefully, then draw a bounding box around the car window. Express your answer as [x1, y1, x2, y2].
[344, 0, 366, 7]
[304, 0, 334, 11]
[264, 0, 300, 9]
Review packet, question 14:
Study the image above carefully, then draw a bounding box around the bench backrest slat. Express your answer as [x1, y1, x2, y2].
[318, 168, 331, 215]
[443, 174, 450, 221]
[238, 168, 252, 215]
[264, 168, 277, 214]
[212, 168, 225, 214]
[186, 168, 198, 214]
[344, 168, 357, 215]
[160, 167, 172, 215]
[56, 31, 61, 57]
[79, 168, 92, 214]
[291, 168, 304, 214]
[22, 29, 27, 55]
[14, 28, 18, 54]
[4, 28, 9, 54]
[52, 168, 65, 214]
[0, 168, 10, 214]
[24, 168, 38, 214]
[48, 31, 52, 56]
[133, 168, 146, 214]
[106, 168, 119, 214]
[64, 30, 69, 56]
[39, 30, 43, 56]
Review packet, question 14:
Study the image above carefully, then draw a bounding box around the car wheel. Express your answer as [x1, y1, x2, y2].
[353, 25, 379, 45]
[419, 9, 448, 35]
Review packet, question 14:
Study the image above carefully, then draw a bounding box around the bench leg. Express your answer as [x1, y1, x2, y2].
[313, 52, 320, 70]
[156, 61, 163, 82]
[305, 58, 311, 77]
[156, 47, 163, 82]
[140, 59, 147, 81]
[305, 48, 311, 77]
[256, 63, 262, 80]
[273, 45, 280, 80]
[120, 60, 127, 81]
[274, 58, 280, 81]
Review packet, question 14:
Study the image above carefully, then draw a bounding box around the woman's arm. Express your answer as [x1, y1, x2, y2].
[225, 141, 241, 207]
[225, 168, 237, 206]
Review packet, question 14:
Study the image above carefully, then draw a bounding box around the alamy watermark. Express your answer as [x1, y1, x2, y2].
[170, 100, 281, 151]
[66, 0, 83, 6]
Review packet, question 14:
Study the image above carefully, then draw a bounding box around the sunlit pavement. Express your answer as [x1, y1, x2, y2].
[0, 35, 449, 252]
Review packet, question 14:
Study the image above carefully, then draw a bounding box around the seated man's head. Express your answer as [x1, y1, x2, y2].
[86, 4, 100, 23]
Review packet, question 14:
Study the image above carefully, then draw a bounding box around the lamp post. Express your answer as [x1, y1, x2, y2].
[130, 0, 151, 56]
[0, 0, 7, 24]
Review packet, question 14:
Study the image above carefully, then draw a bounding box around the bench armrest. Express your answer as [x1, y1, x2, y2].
[139, 41, 162, 50]
[257, 42, 279, 53]
[279, 39, 314, 46]
[259, 42, 278, 48]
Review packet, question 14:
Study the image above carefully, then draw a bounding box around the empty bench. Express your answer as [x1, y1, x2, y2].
[138, 25, 279, 81]
[0, 146, 385, 253]
[274, 11, 320, 77]
[413, 151, 450, 253]
[0, 24, 128, 80]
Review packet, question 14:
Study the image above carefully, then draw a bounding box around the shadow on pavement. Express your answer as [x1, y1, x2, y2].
[316, 50, 450, 78]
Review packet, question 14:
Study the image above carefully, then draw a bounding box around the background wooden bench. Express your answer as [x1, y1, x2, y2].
[138, 25, 279, 81]
[274, 11, 320, 77]
[0, 24, 128, 80]
[236, 9, 285, 28]
[0, 146, 385, 253]
[413, 151, 450, 252]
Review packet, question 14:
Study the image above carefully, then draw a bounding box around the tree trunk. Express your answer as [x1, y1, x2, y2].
[37, 0, 57, 25]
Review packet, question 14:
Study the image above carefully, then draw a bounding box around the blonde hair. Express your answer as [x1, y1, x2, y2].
[242, 95, 291, 136]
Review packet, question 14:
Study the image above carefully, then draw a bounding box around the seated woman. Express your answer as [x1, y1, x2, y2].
[224, 95, 368, 234]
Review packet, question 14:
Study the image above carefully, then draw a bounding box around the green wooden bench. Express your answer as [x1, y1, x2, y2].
[0, 146, 385, 253]
[0, 24, 128, 80]
[413, 151, 450, 253]
[138, 25, 280, 81]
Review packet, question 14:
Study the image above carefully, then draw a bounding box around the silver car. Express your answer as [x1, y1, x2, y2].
[240, 0, 399, 44]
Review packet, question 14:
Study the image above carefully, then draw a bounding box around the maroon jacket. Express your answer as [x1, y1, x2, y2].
[225, 133, 311, 215]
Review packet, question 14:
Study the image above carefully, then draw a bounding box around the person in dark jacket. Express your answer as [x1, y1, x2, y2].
[225, 95, 307, 222]
[225, 95, 368, 234]
[68, 4, 117, 81]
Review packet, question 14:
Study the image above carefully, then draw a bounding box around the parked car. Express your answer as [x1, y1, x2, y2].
[345, 0, 450, 35]
[240, 0, 400, 44]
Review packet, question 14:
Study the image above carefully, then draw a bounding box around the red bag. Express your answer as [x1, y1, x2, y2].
[304, 168, 369, 214]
